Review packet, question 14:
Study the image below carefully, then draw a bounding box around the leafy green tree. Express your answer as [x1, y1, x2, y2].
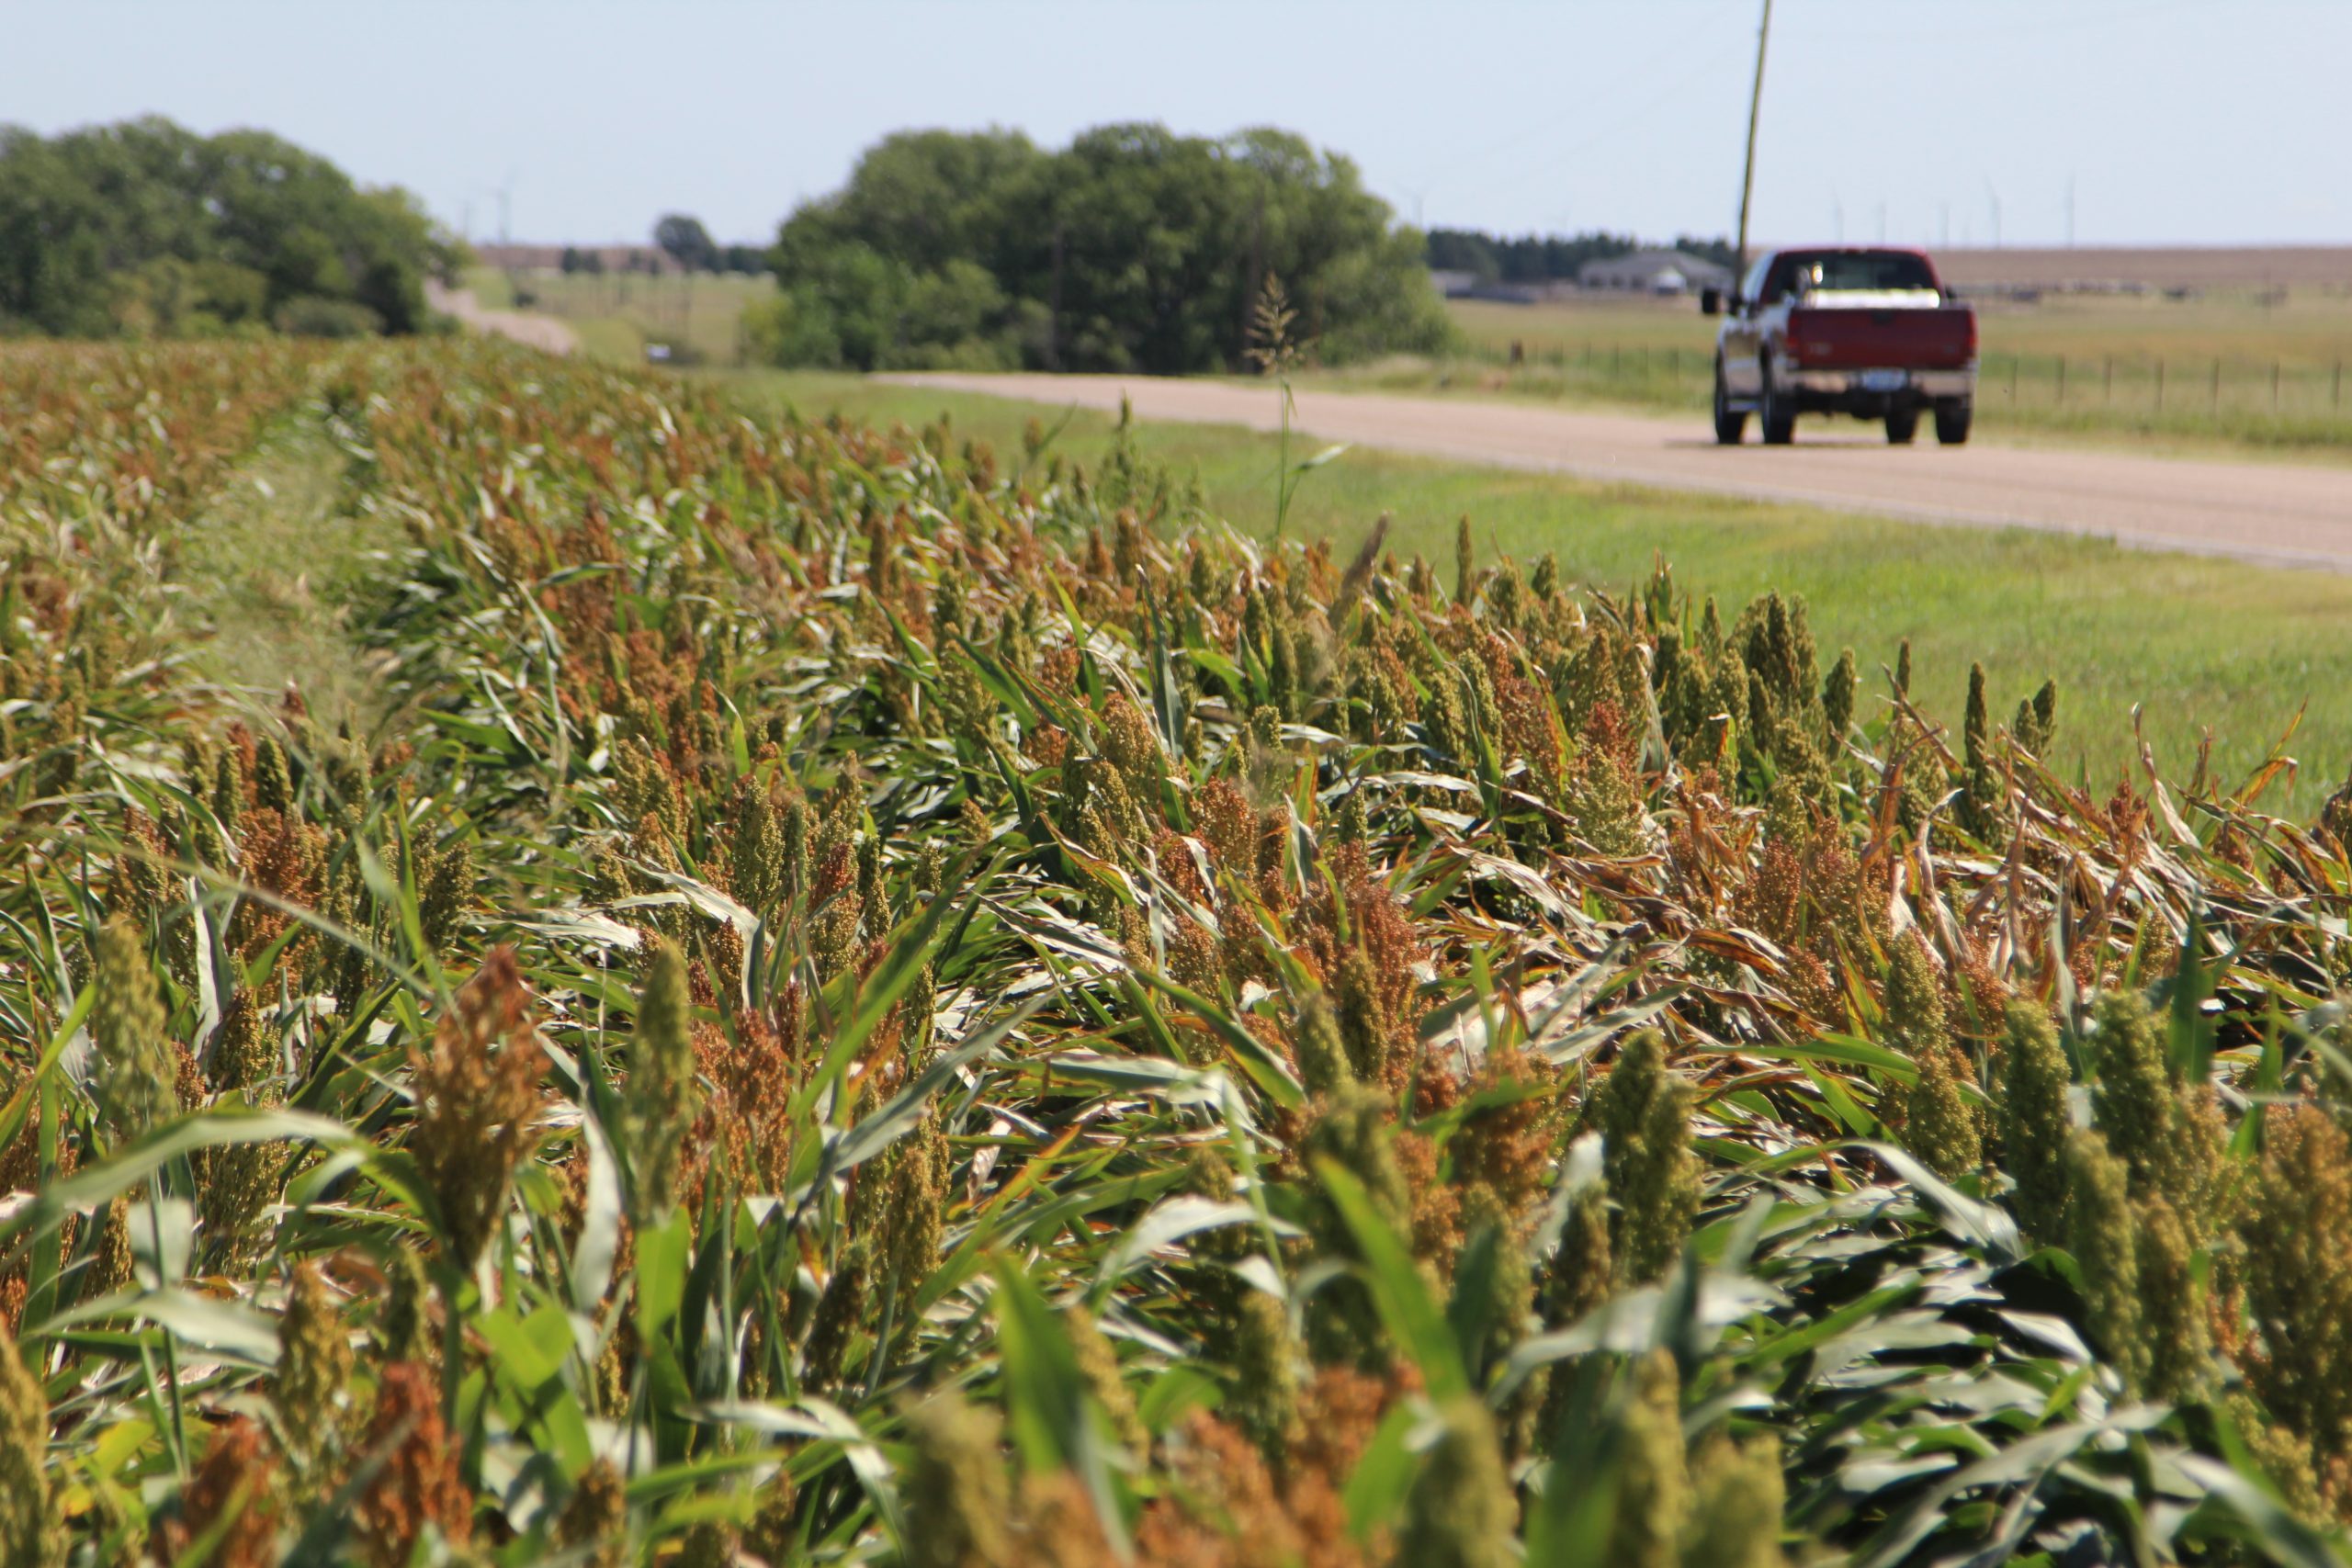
[0, 117, 458, 338]
[753, 123, 1448, 374]
[653, 213, 720, 274]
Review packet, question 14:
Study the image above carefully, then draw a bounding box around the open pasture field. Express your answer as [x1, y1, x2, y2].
[1363, 290, 2352, 455]
[11, 337, 2352, 1564]
[463, 264, 772, 366]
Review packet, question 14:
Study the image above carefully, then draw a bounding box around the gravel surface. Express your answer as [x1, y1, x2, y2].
[888, 372, 2352, 570]
[426, 281, 581, 356]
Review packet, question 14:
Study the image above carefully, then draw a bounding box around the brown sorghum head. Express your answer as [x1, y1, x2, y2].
[352, 1361, 471, 1567]
[554, 1457, 628, 1568]
[157, 1418, 281, 1568]
[405, 947, 547, 1272]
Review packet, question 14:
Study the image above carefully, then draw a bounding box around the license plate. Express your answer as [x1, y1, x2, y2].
[1859, 369, 1907, 392]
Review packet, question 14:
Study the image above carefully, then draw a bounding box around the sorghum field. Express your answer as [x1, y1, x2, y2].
[8, 338, 2352, 1567]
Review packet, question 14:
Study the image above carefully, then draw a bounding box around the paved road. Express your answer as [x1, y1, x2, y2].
[887, 373, 2352, 571]
[426, 281, 580, 356]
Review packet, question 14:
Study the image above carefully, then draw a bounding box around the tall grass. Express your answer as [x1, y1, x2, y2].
[4, 338, 2352, 1564]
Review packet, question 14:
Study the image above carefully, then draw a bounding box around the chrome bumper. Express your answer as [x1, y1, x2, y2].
[1785, 367, 1975, 398]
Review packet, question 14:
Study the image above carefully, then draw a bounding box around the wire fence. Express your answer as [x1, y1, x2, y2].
[1461, 337, 2352, 442]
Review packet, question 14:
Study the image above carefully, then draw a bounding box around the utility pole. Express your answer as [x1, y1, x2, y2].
[1734, 0, 1774, 279]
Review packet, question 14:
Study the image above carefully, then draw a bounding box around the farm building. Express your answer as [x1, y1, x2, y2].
[1577, 248, 1734, 296]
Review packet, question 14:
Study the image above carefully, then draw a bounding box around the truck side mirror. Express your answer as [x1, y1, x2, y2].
[1700, 288, 1722, 317]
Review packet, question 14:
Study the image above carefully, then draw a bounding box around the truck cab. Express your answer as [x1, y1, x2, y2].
[1703, 247, 1977, 446]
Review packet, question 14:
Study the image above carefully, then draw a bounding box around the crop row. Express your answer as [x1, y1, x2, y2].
[2, 340, 2349, 1564]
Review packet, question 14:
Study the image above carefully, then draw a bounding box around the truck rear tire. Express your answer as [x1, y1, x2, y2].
[1713, 362, 1746, 445]
[1935, 400, 1973, 446]
[1759, 362, 1795, 446]
[1884, 408, 1919, 445]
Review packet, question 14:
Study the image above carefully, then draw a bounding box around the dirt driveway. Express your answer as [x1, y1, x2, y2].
[426, 281, 579, 356]
[887, 373, 2352, 571]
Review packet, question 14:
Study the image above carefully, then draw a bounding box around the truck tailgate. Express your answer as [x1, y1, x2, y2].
[1785, 306, 1974, 370]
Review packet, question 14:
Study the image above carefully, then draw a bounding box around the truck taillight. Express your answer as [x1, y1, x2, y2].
[1964, 313, 1978, 356]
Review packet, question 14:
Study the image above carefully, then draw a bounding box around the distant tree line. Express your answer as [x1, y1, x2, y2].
[750, 124, 1450, 374]
[1426, 227, 1737, 284]
[0, 117, 461, 338]
[558, 226, 764, 278]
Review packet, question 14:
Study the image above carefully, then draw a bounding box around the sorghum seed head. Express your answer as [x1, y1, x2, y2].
[1399, 1395, 1517, 1568]
[623, 938, 700, 1226]
[1608, 1348, 1690, 1568]
[1597, 1032, 1700, 1286]
[90, 919, 175, 1143]
[274, 1263, 352, 1466]
[406, 947, 547, 1272]
[2065, 1131, 2147, 1395]
[1996, 999, 2075, 1246]
[901, 1392, 1014, 1568]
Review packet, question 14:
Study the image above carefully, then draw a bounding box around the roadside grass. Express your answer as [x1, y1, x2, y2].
[462, 265, 767, 366]
[458, 264, 2352, 453]
[723, 367, 2352, 815]
[1390, 291, 2352, 458]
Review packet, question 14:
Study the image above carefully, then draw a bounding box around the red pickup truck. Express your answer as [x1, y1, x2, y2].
[1702, 247, 1977, 446]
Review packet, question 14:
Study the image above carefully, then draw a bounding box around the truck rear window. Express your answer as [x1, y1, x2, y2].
[1776, 252, 1937, 299]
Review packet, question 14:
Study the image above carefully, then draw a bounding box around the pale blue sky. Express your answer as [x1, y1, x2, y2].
[8, 0, 2345, 249]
